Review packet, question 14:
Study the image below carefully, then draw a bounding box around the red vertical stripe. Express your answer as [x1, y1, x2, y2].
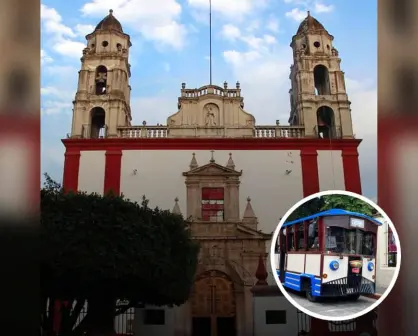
[376, 116, 403, 336]
[300, 149, 320, 197]
[62, 149, 80, 193]
[104, 149, 122, 195]
[342, 148, 362, 194]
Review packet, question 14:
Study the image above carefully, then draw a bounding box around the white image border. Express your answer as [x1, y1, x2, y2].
[269, 190, 402, 321]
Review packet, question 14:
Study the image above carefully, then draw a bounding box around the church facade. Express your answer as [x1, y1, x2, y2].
[61, 10, 364, 336]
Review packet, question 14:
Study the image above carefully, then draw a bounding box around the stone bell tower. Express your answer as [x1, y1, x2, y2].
[70, 9, 132, 139]
[288, 11, 354, 139]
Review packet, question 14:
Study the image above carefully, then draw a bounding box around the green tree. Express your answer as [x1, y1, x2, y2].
[320, 194, 375, 216]
[286, 197, 325, 221]
[41, 174, 200, 336]
[286, 194, 375, 222]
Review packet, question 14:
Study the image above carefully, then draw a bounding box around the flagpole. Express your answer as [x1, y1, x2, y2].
[209, 0, 212, 85]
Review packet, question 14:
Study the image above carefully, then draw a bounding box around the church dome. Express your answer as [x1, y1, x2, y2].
[296, 11, 327, 35]
[94, 9, 123, 33]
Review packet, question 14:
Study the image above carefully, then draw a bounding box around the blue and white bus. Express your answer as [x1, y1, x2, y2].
[275, 209, 381, 301]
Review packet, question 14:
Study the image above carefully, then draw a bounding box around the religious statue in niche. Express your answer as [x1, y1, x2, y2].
[204, 104, 218, 126]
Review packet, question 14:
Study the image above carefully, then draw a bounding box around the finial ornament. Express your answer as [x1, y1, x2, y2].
[255, 254, 268, 285]
[210, 150, 215, 163]
[307, 10, 310, 16]
[109, 9, 113, 14]
[175, 197, 179, 202]
[247, 196, 251, 202]
[189, 153, 198, 169]
[226, 153, 235, 169]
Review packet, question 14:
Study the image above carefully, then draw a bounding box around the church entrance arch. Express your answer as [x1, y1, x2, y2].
[191, 270, 236, 336]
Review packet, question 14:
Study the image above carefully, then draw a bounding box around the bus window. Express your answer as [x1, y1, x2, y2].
[287, 226, 295, 251]
[360, 231, 375, 256]
[325, 227, 375, 255]
[280, 228, 286, 252]
[308, 220, 319, 250]
[275, 236, 280, 253]
[296, 223, 305, 250]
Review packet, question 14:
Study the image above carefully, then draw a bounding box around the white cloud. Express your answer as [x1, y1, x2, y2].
[41, 49, 53, 64]
[41, 65, 78, 115]
[41, 100, 73, 115]
[314, 2, 334, 13]
[80, 0, 187, 49]
[187, 0, 269, 21]
[283, 0, 306, 3]
[283, 1, 335, 19]
[285, 8, 307, 22]
[52, 40, 86, 58]
[246, 20, 260, 32]
[266, 17, 280, 33]
[41, 4, 85, 58]
[223, 50, 262, 66]
[41, 5, 75, 37]
[130, 95, 178, 125]
[74, 23, 95, 36]
[221, 24, 277, 53]
[221, 24, 241, 41]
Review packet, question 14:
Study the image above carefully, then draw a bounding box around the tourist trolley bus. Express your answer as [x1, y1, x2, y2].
[276, 209, 382, 301]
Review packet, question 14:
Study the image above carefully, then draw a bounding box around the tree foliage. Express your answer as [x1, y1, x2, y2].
[320, 194, 375, 216]
[41, 173, 200, 335]
[286, 194, 375, 221]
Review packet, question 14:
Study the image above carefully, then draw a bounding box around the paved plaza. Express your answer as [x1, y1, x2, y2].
[287, 291, 377, 318]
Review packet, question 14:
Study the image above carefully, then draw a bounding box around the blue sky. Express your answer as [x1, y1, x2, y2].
[41, 0, 377, 197]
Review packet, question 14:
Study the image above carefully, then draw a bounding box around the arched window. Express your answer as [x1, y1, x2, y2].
[316, 106, 335, 139]
[95, 66, 107, 95]
[313, 65, 331, 95]
[90, 107, 106, 138]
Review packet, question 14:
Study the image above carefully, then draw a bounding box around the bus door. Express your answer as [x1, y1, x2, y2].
[279, 228, 286, 282]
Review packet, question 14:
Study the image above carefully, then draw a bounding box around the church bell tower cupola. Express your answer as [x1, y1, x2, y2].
[70, 9, 132, 139]
[288, 11, 354, 139]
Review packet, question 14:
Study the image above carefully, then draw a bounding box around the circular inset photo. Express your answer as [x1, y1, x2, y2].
[270, 190, 401, 321]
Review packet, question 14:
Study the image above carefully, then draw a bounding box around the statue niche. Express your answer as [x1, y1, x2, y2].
[204, 103, 219, 126]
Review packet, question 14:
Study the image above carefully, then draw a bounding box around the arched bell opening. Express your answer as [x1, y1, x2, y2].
[90, 107, 106, 138]
[316, 106, 336, 139]
[313, 65, 331, 95]
[95, 65, 107, 95]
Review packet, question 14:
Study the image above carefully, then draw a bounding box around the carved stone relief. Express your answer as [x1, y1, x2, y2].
[203, 103, 219, 126]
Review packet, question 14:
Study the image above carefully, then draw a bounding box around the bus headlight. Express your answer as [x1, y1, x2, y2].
[367, 262, 374, 272]
[329, 260, 339, 271]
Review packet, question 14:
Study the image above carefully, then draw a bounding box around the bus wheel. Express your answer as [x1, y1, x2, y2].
[347, 293, 360, 301]
[306, 284, 318, 302]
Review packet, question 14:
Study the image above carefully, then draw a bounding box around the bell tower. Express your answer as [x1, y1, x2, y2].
[288, 12, 353, 139]
[70, 9, 132, 139]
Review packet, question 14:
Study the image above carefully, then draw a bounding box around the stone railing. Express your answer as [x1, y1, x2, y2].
[118, 125, 167, 138]
[117, 125, 306, 138]
[181, 86, 241, 98]
[254, 126, 305, 138]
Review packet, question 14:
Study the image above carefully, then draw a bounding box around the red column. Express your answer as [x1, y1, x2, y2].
[341, 148, 362, 194]
[62, 149, 80, 193]
[103, 149, 122, 195]
[300, 149, 320, 197]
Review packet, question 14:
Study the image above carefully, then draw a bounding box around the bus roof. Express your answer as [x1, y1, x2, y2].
[281, 208, 383, 227]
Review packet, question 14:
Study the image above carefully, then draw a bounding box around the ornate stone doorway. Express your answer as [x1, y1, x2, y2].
[191, 270, 236, 336]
